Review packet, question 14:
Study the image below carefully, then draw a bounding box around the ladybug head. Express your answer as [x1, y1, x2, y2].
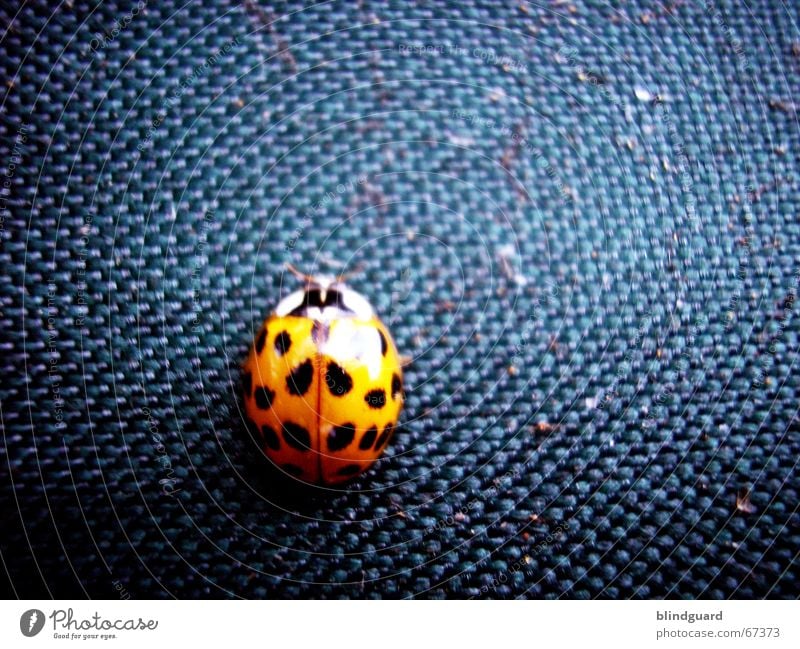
[280, 263, 372, 319]
[286, 263, 343, 300]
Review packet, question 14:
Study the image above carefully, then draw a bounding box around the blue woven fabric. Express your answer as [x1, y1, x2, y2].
[1, 0, 798, 598]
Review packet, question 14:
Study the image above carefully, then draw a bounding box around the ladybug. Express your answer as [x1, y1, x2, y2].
[242, 265, 404, 485]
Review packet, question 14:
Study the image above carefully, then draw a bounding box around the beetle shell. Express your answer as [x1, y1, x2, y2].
[243, 276, 403, 484]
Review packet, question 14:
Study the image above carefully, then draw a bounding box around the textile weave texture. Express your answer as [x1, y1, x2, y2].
[1, 0, 799, 599]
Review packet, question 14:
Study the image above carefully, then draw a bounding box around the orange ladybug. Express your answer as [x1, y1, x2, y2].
[242, 266, 403, 485]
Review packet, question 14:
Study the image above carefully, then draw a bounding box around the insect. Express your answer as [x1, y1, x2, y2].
[242, 265, 404, 485]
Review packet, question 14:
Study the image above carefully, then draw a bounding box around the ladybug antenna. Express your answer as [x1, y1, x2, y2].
[285, 262, 314, 285]
[336, 263, 364, 284]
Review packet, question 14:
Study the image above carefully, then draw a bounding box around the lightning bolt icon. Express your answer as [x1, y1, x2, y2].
[28, 611, 38, 632]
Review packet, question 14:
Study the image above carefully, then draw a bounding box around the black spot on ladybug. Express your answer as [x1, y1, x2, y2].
[312, 321, 329, 345]
[325, 362, 353, 396]
[281, 463, 304, 477]
[374, 423, 395, 450]
[255, 386, 275, 409]
[328, 423, 356, 451]
[337, 464, 362, 477]
[378, 329, 388, 356]
[282, 422, 311, 451]
[364, 388, 386, 409]
[391, 373, 402, 400]
[242, 371, 252, 397]
[275, 330, 292, 355]
[255, 326, 268, 354]
[359, 425, 378, 450]
[261, 424, 280, 450]
[286, 358, 313, 396]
